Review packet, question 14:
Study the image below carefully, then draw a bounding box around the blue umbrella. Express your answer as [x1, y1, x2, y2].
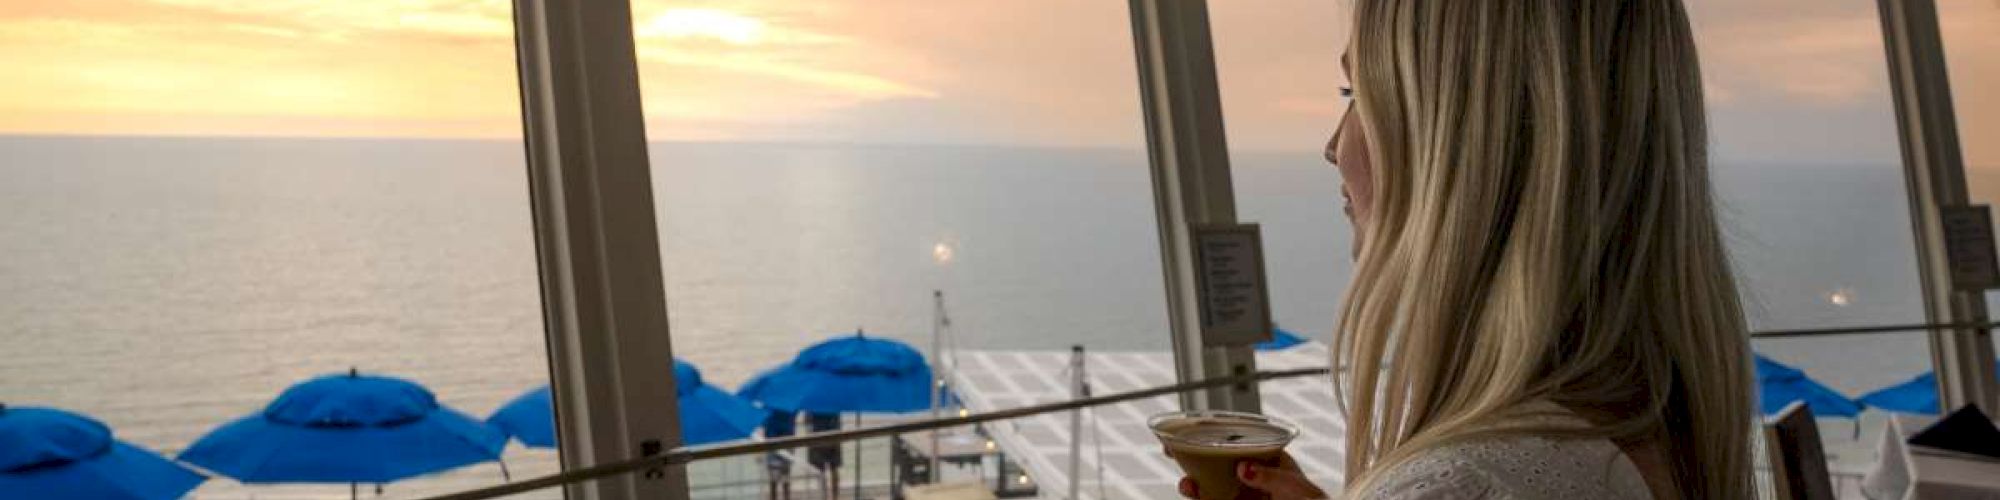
[668, 360, 770, 445]
[489, 359, 766, 448]
[486, 387, 556, 449]
[0, 405, 205, 500]
[1856, 365, 2000, 415]
[740, 332, 935, 500]
[738, 332, 935, 414]
[1755, 354, 1863, 418]
[1255, 328, 1309, 351]
[178, 371, 506, 490]
[1861, 372, 1941, 415]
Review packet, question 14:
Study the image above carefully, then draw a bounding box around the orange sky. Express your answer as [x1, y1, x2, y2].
[0, 0, 1991, 165]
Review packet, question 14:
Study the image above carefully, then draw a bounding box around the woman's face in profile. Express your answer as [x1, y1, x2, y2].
[1327, 49, 1373, 258]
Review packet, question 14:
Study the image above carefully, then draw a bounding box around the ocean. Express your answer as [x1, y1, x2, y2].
[0, 135, 1940, 497]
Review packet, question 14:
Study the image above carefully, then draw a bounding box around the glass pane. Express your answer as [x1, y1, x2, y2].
[1689, 0, 1925, 490]
[1212, 0, 1934, 335]
[1686, 2, 1947, 490]
[629, 0, 1165, 497]
[1943, 1, 2000, 206]
[0, 2, 556, 497]
[1938, 1, 2000, 318]
[1690, 0, 1927, 332]
[1209, 0, 1352, 346]
[1208, 0, 1936, 493]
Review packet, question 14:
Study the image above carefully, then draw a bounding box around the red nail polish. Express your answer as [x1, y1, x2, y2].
[1241, 463, 1258, 480]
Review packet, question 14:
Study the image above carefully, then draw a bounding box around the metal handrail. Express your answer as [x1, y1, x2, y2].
[418, 367, 1333, 500]
[407, 321, 1983, 500]
[1749, 321, 2000, 338]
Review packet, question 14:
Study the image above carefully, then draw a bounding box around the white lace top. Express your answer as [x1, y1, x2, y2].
[1361, 408, 1654, 499]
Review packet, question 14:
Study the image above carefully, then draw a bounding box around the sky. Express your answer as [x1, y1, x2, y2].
[0, 0, 1992, 168]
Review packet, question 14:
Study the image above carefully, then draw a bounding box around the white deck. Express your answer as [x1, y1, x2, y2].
[948, 344, 1345, 500]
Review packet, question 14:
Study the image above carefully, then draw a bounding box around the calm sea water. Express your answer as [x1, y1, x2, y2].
[0, 135, 1935, 497]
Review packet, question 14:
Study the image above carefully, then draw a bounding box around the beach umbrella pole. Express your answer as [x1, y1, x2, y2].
[929, 290, 947, 484]
[854, 413, 863, 500]
[1068, 346, 1086, 500]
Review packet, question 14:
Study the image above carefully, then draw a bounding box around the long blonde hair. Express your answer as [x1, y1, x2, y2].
[1334, 0, 1753, 497]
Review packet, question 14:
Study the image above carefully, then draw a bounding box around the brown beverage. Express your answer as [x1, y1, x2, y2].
[1150, 411, 1299, 500]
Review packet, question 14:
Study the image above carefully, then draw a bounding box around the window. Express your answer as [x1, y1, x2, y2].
[1936, 1, 2000, 316]
[5, 1, 1982, 498]
[1207, 0, 1941, 490]
[628, 0, 1168, 495]
[1941, 1, 2000, 207]
[0, 1, 555, 497]
[1695, 0, 1934, 486]
[1209, 0, 1353, 345]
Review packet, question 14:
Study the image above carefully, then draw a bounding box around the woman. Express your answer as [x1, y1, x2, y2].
[1183, 0, 1754, 498]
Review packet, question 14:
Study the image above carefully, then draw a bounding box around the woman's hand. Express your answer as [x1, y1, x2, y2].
[1170, 450, 1329, 500]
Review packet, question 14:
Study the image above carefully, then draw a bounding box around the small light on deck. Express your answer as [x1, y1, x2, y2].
[958, 408, 971, 418]
[1828, 287, 1853, 307]
[1016, 474, 1030, 485]
[984, 440, 997, 451]
[933, 242, 955, 264]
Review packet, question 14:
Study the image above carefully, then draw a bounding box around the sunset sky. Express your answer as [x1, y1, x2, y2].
[0, 0, 1991, 167]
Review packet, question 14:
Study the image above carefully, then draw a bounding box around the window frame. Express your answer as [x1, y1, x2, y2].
[1126, 0, 1265, 413]
[513, 0, 685, 498]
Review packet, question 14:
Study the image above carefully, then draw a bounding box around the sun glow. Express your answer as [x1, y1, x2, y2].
[638, 8, 766, 45]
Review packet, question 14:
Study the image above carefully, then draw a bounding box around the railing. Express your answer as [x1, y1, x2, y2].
[408, 323, 1979, 500]
[1749, 321, 2000, 339]
[419, 367, 1333, 500]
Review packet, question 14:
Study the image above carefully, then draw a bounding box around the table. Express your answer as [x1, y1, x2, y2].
[889, 427, 1038, 499]
[1861, 415, 2000, 499]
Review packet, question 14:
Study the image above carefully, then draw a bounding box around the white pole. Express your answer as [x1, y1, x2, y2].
[1067, 345, 1085, 500]
[854, 413, 863, 500]
[929, 290, 945, 483]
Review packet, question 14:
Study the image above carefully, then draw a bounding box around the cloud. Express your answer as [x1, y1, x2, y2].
[0, 0, 945, 139]
[0, 0, 523, 137]
[0, 0, 1990, 166]
[1697, 14, 1885, 106]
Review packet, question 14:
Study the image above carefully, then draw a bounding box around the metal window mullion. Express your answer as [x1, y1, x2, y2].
[1127, 0, 1260, 413]
[513, 0, 685, 498]
[1876, 0, 1997, 413]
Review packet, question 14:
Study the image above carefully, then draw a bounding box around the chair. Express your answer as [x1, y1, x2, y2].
[1764, 401, 1836, 500]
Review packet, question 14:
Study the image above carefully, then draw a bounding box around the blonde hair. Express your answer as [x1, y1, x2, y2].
[1334, 0, 1753, 498]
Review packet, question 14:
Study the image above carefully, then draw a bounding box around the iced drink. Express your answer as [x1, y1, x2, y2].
[1150, 410, 1299, 500]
